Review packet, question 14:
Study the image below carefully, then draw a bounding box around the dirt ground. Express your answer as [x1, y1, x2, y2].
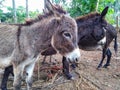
[0, 33, 120, 90]
[78, 33, 120, 90]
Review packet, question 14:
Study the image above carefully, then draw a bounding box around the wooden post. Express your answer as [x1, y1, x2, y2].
[118, 16, 120, 32]
[12, 0, 17, 23]
[116, 16, 119, 32]
[95, 0, 99, 12]
[26, 0, 29, 18]
[118, 16, 119, 32]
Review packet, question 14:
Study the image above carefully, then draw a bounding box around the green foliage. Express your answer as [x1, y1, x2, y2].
[0, 7, 13, 22]
[0, 9, 3, 18]
[16, 6, 26, 23]
[29, 10, 39, 18]
[64, 0, 118, 24]
[52, 0, 65, 4]
[0, 0, 119, 24]
[67, 0, 97, 17]
[0, 6, 40, 23]
[97, 0, 116, 24]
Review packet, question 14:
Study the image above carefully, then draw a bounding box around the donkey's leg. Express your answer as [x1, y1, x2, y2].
[13, 64, 24, 90]
[49, 55, 52, 63]
[25, 63, 35, 90]
[1, 65, 13, 90]
[62, 56, 72, 79]
[103, 48, 112, 68]
[97, 48, 107, 69]
[42, 56, 47, 64]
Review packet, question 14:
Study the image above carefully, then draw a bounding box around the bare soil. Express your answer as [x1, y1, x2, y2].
[0, 33, 120, 90]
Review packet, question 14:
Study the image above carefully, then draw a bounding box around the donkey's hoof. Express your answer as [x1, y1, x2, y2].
[103, 65, 108, 68]
[97, 65, 102, 69]
[13, 87, 21, 90]
[71, 64, 77, 69]
[103, 64, 110, 68]
[1, 87, 7, 90]
[65, 74, 72, 80]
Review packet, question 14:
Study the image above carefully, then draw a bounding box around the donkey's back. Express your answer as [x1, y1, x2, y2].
[0, 24, 18, 68]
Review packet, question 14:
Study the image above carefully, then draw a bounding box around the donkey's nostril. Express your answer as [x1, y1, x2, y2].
[65, 48, 80, 63]
[67, 58, 79, 63]
[76, 58, 78, 62]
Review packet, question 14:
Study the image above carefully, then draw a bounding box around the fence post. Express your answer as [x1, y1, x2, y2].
[116, 16, 119, 32]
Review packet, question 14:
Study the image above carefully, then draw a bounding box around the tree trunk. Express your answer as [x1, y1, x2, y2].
[12, 0, 17, 23]
[95, 0, 99, 12]
[26, 0, 29, 18]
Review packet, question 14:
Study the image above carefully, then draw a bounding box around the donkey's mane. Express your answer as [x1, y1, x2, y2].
[25, 4, 66, 25]
[10, 12, 55, 26]
[24, 12, 54, 25]
[76, 12, 100, 22]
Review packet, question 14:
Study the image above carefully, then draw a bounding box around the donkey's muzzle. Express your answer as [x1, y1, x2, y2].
[65, 48, 80, 63]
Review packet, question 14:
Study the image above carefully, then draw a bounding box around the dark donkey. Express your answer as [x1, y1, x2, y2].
[63, 7, 118, 79]
[1, 6, 118, 90]
[0, 1, 80, 90]
[75, 6, 117, 68]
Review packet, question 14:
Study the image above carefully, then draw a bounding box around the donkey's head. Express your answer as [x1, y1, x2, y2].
[50, 15, 80, 62]
[76, 6, 109, 42]
[43, 0, 80, 62]
[90, 6, 109, 41]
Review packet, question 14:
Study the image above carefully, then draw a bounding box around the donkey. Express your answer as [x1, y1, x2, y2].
[0, 1, 66, 90]
[0, 2, 80, 90]
[1, 5, 118, 90]
[63, 7, 118, 79]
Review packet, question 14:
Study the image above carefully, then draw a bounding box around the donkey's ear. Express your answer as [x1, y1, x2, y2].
[50, 18, 61, 27]
[100, 6, 109, 19]
[44, 0, 55, 13]
[61, 15, 66, 21]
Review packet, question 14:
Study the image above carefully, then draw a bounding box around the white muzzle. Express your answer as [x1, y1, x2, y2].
[65, 48, 80, 63]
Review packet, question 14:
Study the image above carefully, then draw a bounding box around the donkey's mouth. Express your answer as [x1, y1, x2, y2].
[65, 48, 80, 63]
[67, 58, 79, 63]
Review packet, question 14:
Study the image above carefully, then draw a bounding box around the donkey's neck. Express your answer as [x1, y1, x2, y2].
[22, 21, 55, 54]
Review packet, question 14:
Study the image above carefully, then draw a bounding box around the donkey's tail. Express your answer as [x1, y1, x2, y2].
[114, 35, 118, 56]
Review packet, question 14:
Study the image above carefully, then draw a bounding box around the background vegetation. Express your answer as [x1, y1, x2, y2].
[0, 0, 120, 25]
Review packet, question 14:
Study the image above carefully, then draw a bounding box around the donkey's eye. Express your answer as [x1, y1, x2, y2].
[63, 32, 72, 39]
